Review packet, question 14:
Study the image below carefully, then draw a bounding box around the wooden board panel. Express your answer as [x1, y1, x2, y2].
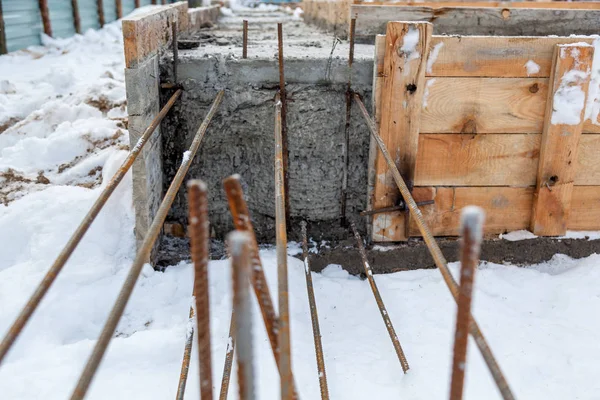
[353, 5, 600, 39]
[414, 133, 541, 186]
[569, 186, 600, 230]
[575, 135, 600, 185]
[373, 185, 600, 240]
[122, 2, 188, 68]
[372, 21, 432, 240]
[531, 44, 594, 236]
[375, 36, 597, 78]
[421, 77, 548, 133]
[357, 1, 600, 9]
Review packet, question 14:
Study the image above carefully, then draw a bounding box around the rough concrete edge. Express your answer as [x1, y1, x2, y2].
[188, 5, 221, 31]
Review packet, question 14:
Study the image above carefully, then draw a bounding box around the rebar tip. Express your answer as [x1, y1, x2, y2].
[460, 206, 485, 243]
[223, 174, 242, 185]
[187, 179, 207, 191]
[227, 231, 251, 256]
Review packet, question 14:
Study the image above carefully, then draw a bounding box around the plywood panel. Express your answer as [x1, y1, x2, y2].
[569, 186, 600, 230]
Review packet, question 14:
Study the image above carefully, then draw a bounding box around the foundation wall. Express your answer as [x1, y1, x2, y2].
[160, 55, 375, 242]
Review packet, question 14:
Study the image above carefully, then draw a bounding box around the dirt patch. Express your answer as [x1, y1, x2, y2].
[0, 117, 22, 134]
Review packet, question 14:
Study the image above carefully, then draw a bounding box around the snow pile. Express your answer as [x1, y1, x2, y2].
[551, 45, 592, 125]
[584, 37, 600, 126]
[401, 27, 420, 64]
[0, 21, 128, 204]
[499, 230, 538, 241]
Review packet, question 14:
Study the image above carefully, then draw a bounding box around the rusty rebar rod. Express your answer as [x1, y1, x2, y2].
[71, 0, 81, 34]
[39, 0, 52, 37]
[115, 0, 122, 19]
[275, 92, 293, 400]
[189, 180, 213, 400]
[242, 20, 248, 59]
[222, 175, 299, 399]
[0, 89, 182, 367]
[301, 222, 330, 400]
[97, 0, 105, 27]
[277, 22, 290, 230]
[450, 207, 485, 400]
[69, 91, 223, 400]
[230, 232, 256, 400]
[176, 306, 195, 400]
[350, 222, 410, 373]
[341, 17, 356, 226]
[353, 94, 516, 400]
[218, 311, 235, 400]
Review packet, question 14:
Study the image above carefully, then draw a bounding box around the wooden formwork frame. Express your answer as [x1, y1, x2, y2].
[369, 21, 600, 242]
[302, 0, 600, 39]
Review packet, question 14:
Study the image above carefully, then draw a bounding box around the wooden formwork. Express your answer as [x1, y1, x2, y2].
[369, 21, 600, 241]
[302, 0, 600, 39]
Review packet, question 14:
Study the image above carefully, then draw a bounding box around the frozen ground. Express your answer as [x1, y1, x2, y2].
[1, 7, 600, 400]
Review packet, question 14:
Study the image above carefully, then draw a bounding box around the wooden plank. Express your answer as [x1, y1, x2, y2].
[375, 33, 597, 78]
[122, 2, 188, 68]
[577, 135, 600, 185]
[352, 5, 600, 40]
[569, 186, 600, 230]
[374, 185, 600, 240]
[407, 186, 534, 237]
[38, 0, 52, 37]
[372, 21, 432, 241]
[356, 1, 600, 10]
[421, 77, 548, 134]
[414, 133, 541, 186]
[530, 44, 594, 236]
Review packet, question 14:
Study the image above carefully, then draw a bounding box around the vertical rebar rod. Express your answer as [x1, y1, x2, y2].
[135, 0, 140, 8]
[230, 232, 256, 400]
[242, 20, 248, 59]
[275, 92, 293, 400]
[176, 306, 195, 400]
[277, 22, 291, 229]
[71, 0, 81, 34]
[0, 89, 182, 367]
[353, 94, 515, 400]
[222, 175, 299, 399]
[218, 312, 236, 400]
[0, 0, 7, 55]
[189, 180, 213, 400]
[341, 17, 356, 226]
[172, 21, 178, 84]
[350, 222, 410, 373]
[69, 91, 223, 400]
[301, 222, 330, 400]
[450, 207, 485, 400]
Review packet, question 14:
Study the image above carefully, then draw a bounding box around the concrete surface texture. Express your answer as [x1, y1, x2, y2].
[160, 8, 376, 242]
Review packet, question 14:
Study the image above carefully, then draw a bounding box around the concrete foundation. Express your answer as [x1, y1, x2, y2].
[160, 10, 377, 242]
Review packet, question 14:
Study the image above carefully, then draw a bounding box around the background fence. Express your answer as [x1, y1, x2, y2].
[0, 0, 182, 54]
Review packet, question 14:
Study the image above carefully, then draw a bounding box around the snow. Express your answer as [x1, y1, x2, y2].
[401, 27, 420, 75]
[426, 42, 444, 74]
[551, 45, 592, 126]
[422, 78, 436, 109]
[524, 60, 541, 76]
[499, 230, 538, 241]
[1, 8, 600, 400]
[460, 206, 485, 243]
[584, 37, 600, 126]
[182, 150, 192, 164]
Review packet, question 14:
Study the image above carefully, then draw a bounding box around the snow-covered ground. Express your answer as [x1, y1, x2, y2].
[1, 10, 600, 400]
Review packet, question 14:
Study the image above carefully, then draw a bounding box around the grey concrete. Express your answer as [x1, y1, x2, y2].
[125, 55, 163, 258]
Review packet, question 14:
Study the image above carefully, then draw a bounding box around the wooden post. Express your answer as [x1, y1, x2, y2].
[71, 0, 81, 34]
[530, 44, 594, 236]
[116, 0, 122, 19]
[371, 21, 432, 241]
[38, 0, 52, 37]
[0, 0, 7, 54]
[97, 0, 105, 27]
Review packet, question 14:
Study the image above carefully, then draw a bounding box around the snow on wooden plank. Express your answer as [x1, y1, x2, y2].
[531, 44, 594, 236]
